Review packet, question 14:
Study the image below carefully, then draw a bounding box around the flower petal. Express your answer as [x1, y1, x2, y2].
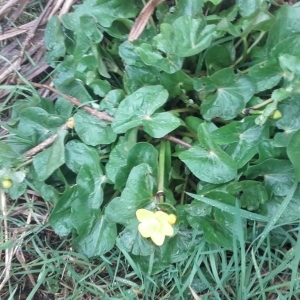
[154, 211, 169, 222]
[151, 231, 165, 246]
[136, 209, 155, 222]
[160, 221, 174, 236]
[138, 222, 152, 238]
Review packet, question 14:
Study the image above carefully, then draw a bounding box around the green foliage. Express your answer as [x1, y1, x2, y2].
[2, 2, 300, 296]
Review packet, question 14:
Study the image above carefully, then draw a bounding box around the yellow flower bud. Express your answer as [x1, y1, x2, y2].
[67, 117, 75, 129]
[2, 178, 13, 189]
[270, 110, 282, 120]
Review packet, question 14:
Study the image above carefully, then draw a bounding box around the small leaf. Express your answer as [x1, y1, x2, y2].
[74, 110, 117, 146]
[33, 130, 67, 181]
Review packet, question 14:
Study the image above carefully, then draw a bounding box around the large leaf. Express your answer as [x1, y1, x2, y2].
[74, 110, 117, 146]
[245, 159, 296, 196]
[195, 68, 255, 120]
[179, 124, 237, 184]
[105, 163, 157, 226]
[32, 130, 67, 181]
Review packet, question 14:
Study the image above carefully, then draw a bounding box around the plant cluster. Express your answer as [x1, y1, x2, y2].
[1, 0, 300, 285]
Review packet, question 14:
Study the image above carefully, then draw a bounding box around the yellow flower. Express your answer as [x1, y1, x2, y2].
[136, 209, 177, 246]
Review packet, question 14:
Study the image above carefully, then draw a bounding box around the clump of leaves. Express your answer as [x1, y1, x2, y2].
[1, 0, 300, 274]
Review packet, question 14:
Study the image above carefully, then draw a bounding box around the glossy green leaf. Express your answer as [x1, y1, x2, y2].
[267, 3, 300, 52]
[266, 186, 300, 223]
[79, 15, 103, 43]
[160, 230, 201, 263]
[248, 58, 282, 92]
[49, 186, 78, 236]
[143, 112, 181, 138]
[154, 16, 217, 58]
[246, 159, 296, 196]
[0, 142, 24, 168]
[274, 96, 300, 146]
[45, 16, 66, 65]
[179, 145, 237, 184]
[99, 89, 125, 117]
[112, 85, 169, 133]
[195, 68, 255, 120]
[65, 140, 100, 174]
[115, 142, 158, 189]
[61, 0, 138, 29]
[118, 224, 153, 256]
[179, 123, 237, 184]
[74, 110, 117, 146]
[123, 65, 160, 94]
[198, 216, 233, 249]
[227, 180, 268, 210]
[287, 130, 300, 182]
[205, 45, 233, 74]
[163, 0, 204, 24]
[211, 117, 269, 168]
[105, 131, 137, 183]
[105, 163, 157, 226]
[73, 214, 117, 258]
[236, 0, 262, 17]
[33, 130, 67, 181]
[137, 43, 183, 74]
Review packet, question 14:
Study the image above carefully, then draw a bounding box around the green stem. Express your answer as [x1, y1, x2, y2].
[158, 140, 166, 204]
[14, 159, 33, 171]
[180, 175, 188, 205]
[250, 98, 273, 110]
[247, 31, 266, 54]
[233, 37, 249, 67]
[168, 108, 198, 114]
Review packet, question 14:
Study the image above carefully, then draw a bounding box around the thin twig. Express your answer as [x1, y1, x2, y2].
[30, 82, 115, 122]
[128, 0, 165, 41]
[23, 122, 70, 158]
[20, 82, 191, 158]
